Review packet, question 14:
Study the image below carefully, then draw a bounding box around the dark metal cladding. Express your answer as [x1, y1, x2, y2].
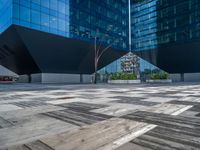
[0, 25, 126, 75]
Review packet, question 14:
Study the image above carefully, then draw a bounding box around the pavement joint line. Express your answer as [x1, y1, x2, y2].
[171, 105, 193, 116]
[108, 124, 157, 150]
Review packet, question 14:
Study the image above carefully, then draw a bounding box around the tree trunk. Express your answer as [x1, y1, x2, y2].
[94, 37, 97, 84]
[94, 71, 97, 84]
[94, 62, 97, 84]
[80, 74, 83, 83]
[28, 74, 31, 83]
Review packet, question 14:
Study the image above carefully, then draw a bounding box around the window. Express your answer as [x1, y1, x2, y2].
[58, 1, 65, 14]
[31, 10, 40, 24]
[32, 0, 40, 5]
[58, 19, 65, 31]
[41, 0, 49, 8]
[20, 6, 30, 22]
[13, 4, 19, 19]
[50, 0, 57, 11]
[50, 16, 57, 29]
[41, 13, 49, 27]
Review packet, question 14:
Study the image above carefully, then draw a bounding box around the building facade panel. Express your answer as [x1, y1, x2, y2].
[11, 0, 128, 50]
[0, 0, 12, 33]
[131, 0, 200, 52]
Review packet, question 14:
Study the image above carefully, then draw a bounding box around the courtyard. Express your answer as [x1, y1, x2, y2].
[0, 83, 200, 149]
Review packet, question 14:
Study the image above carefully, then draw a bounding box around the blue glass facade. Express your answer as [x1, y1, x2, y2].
[0, 0, 128, 50]
[12, 0, 70, 36]
[99, 59, 122, 74]
[131, 0, 200, 52]
[0, 0, 12, 33]
[139, 59, 157, 72]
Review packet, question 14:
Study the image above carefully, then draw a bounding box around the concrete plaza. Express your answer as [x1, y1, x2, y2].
[0, 83, 200, 149]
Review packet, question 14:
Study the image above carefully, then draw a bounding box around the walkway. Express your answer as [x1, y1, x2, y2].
[0, 83, 199, 150]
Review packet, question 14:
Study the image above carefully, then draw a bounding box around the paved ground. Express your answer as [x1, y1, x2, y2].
[0, 83, 200, 150]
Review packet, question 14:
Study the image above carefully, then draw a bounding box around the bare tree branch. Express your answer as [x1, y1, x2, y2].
[97, 40, 116, 64]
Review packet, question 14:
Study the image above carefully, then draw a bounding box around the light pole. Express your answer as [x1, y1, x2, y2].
[94, 36, 97, 84]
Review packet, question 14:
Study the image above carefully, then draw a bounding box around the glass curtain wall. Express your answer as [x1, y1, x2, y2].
[12, 0, 129, 50]
[131, 0, 200, 52]
[0, 0, 12, 33]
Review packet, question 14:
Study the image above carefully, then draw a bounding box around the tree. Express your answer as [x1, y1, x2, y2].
[93, 37, 117, 84]
[93, 25, 118, 84]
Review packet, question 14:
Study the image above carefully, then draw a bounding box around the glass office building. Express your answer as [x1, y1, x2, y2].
[0, 0, 129, 75]
[131, 0, 200, 73]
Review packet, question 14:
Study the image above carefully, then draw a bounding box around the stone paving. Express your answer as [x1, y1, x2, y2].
[0, 83, 200, 149]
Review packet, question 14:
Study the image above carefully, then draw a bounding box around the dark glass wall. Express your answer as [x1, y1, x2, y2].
[131, 0, 200, 52]
[0, 0, 12, 34]
[11, 0, 129, 50]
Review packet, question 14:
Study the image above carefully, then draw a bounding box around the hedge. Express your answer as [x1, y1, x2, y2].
[109, 73, 137, 80]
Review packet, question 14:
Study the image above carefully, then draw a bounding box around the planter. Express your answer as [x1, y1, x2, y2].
[146, 79, 172, 83]
[0, 81, 16, 84]
[108, 80, 141, 84]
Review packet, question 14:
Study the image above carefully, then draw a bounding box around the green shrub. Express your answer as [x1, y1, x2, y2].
[149, 72, 169, 80]
[109, 72, 137, 80]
